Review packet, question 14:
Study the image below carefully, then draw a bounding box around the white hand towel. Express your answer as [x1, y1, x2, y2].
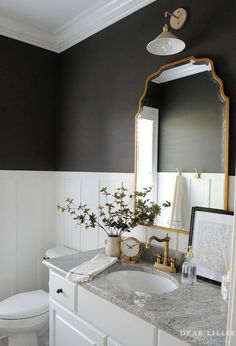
[168, 174, 184, 229]
[65, 254, 118, 283]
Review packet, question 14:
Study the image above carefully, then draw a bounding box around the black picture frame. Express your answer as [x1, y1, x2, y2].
[189, 207, 234, 284]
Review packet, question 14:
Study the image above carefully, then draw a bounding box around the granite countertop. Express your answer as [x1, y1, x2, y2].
[43, 249, 228, 346]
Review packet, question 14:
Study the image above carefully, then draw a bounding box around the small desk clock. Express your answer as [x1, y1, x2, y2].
[120, 237, 141, 263]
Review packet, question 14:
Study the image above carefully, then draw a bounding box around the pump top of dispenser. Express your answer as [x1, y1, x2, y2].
[186, 245, 193, 259]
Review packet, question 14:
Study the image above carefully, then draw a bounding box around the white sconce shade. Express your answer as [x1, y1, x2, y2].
[147, 8, 187, 56]
[147, 26, 185, 55]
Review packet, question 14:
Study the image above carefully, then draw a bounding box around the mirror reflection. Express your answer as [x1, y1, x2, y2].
[135, 57, 229, 232]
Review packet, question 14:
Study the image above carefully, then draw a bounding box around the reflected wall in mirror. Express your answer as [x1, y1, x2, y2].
[135, 57, 229, 233]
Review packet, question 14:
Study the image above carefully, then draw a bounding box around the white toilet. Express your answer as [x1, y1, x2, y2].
[44, 246, 78, 260]
[0, 290, 49, 346]
[0, 246, 78, 346]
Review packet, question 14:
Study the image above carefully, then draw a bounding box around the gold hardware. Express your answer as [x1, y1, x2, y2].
[122, 257, 139, 264]
[176, 167, 182, 175]
[170, 257, 176, 271]
[146, 235, 176, 273]
[154, 253, 162, 264]
[162, 24, 169, 32]
[194, 168, 201, 179]
[165, 11, 179, 20]
[165, 8, 188, 30]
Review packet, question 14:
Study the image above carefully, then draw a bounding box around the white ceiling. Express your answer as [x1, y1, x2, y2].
[0, 0, 156, 53]
[0, 0, 103, 31]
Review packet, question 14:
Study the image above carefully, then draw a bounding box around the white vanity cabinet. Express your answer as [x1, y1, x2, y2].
[106, 338, 123, 346]
[158, 329, 190, 346]
[49, 270, 190, 346]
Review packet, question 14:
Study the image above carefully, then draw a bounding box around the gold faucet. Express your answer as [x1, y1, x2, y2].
[146, 235, 176, 273]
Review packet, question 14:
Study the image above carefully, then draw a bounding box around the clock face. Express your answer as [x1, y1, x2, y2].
[121, 237, 140, 258]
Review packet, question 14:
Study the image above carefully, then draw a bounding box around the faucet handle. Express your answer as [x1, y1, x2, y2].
[154, 253, 162, 264]
[170, 257, 176, 272]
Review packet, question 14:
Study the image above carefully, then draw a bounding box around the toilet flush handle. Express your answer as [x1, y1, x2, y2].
[56, 288, 63, 294]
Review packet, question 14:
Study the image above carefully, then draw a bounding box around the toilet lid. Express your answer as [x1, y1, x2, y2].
[45, 246, 78, 259]
[0, 290, 49, 320]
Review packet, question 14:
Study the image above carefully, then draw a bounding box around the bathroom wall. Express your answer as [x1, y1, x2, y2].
[0, 0, 236, 302]
[0, 35, 58, 301]
[56, 172, 134, 251]
[0, 35, 58, 171]
[55, 173, 235, 253]
[55, 0, 236, 253]
[0, 171, 56, 301]
[54, 171, 188, 252]
[57, 0, 235, 176]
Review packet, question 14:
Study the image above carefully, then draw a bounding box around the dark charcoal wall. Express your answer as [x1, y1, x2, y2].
[57, 0, 236, 175]
[0, 0, 235, 174]
[0, 35, 59, 170]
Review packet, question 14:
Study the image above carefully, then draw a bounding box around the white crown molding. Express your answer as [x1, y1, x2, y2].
[55, 0, 157, 53]
[0, 0, 157, 53]
[0, 12, 59, 52]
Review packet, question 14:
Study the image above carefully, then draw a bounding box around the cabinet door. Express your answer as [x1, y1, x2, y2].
[50, 299, 106, 346]
[107, 337, 124, 346]
[54, 312, 96, 346]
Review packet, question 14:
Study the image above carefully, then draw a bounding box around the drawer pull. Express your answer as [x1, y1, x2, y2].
[56, 288, 63, 294]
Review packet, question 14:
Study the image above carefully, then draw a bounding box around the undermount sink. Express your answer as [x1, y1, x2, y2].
[106, 270, 178, 294]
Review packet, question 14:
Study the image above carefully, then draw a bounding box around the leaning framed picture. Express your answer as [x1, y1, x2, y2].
[189, 207, 234, 283]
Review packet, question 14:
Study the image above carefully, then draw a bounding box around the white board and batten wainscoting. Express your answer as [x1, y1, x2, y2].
[0, 170, 234, 304]
[55, 172, 135, 251]
[0, 171, 134, 303]
[55, 172, 235, 254]
[0, 170, 56, 302]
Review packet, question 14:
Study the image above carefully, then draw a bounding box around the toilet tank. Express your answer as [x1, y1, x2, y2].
[44, 247, 78, 259]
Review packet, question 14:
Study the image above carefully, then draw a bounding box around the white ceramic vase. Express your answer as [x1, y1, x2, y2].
[105, 235, 121, 257]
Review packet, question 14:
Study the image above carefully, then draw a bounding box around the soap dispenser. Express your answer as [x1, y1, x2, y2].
[181, 246, 197, 284]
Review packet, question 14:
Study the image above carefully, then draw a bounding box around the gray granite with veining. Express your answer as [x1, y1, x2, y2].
[43, 249, 228, 346]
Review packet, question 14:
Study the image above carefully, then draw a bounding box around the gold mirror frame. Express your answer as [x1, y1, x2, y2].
[134, 56, 229, 235]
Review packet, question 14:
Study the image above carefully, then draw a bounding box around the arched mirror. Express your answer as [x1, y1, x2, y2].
[135, 57, 229, 233]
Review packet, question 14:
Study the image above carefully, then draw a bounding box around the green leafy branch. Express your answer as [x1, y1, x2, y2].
[57, 186, 170, 237]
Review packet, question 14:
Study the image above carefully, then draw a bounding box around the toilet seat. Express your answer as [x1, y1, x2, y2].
[0, 311, 49, 332]
[0, 290, 48, 320]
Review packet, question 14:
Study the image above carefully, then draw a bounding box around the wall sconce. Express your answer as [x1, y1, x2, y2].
[147, 8, 187, 56]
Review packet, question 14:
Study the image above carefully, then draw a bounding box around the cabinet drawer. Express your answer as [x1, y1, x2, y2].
[49, 271, 77, 311]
